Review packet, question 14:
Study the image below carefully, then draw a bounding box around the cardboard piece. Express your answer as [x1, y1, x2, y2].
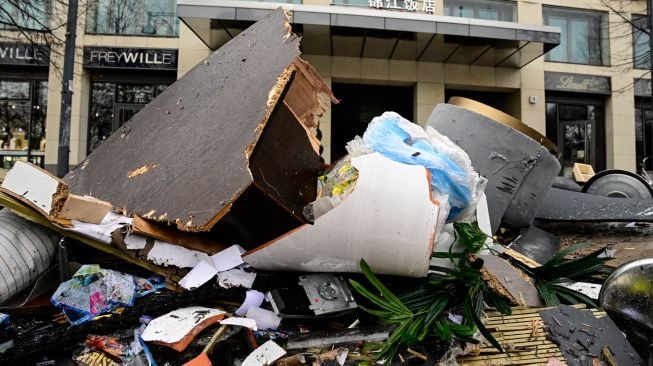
[573, 162, 595, 183]
[141, 306, 226, 352]
[1, 161, 68, 217]
[57, 194, 112, 224]
[243, 153, 440, 277]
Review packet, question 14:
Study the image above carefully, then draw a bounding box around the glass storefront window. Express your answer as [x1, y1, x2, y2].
[632, 15, 650, 70]
[543, 6, 608, 66]
[85, 0, 179, 37]
[635, 105, 653, 170]
[88, 81, 169, 153]
[0, 79, 47, 168]
[0, 1, 50, 30]
[444, 0, 516, 22]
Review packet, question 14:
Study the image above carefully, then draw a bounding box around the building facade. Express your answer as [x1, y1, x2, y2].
[0, 0, 651, 178]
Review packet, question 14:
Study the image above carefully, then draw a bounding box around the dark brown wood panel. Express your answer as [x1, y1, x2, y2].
[64, 9, 302, 231]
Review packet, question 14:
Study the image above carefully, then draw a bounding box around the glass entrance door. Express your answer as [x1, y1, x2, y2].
[558, 119, 595, 178]
[114, 104, 143, 130]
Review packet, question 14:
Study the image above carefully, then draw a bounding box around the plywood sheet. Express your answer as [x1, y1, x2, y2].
[64, 9, 307, 232]
[1, 161, 68, 217]
[243, 153, 439, 277]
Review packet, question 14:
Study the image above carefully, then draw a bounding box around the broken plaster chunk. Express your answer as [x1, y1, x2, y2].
[235, 290, 265, 317]
[245, 306, 282, 331]
[178, 260, 219, 290]
[146, 241, 209, 268]
[141, 306, 226, 352]
[241, 340, 287, 366]
[211, 244, 246, 272]
[217, 268, 256, 289]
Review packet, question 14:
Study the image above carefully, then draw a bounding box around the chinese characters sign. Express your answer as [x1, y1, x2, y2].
[368, 0, 436, 14]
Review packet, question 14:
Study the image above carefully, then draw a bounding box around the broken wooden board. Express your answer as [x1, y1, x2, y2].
[57, 194, 112, 224]
[132, 216, 225, 254]
[0, 190, 184, 290]
[1, 161, 68, 217]
[243, 153, 440, 277]
[457, 305, 601, 366]
[64, 9, 335, 243]
[480, 254, 542, 307]
[540, 304, 645, 366]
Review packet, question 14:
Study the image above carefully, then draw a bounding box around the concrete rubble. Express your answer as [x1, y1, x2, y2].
[0, 8, 651, 366]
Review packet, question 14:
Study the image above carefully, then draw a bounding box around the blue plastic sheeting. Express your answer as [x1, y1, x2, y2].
[363, 112, 472, 220]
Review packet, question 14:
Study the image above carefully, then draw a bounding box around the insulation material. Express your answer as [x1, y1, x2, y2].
[141, 306, 226, 352]
[146, 241, 210, 268]
[0, 209, 58, 304]
[243, 153, 440, 277]
[217, 268, 256, 289]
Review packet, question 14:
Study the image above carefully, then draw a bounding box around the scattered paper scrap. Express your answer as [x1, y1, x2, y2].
[219, 317, 258, 331]
[242, 340, 286, 366]
[147, 241, 210, 268]
[68, 212, 133, 244]
[178, 261, 219, 290]
[235, 290, 265, 317]
[217, 268, 256, 289]
[211, 245, 246, 272]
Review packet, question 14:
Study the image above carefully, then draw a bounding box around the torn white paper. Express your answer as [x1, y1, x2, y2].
[242, 340, 286, 366]
[211, 245, 246, 272]
[147, 241, 206, 268]
[218, 268, 256, 289]
[220, 317, 258, 331]
[124, 233, 148, 250]
[560, 281, 602, 300]
[68, 212, 133, 244]
[246, 306, 282, 330]
[235, 290, 265, 316]
[179, 261, 219, 290]
[141, 306, 225, 344]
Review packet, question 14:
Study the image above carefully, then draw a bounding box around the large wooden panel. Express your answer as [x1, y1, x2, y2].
[64, 9, 306, 232]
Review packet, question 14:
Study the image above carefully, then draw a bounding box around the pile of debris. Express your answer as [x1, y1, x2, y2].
[0, 9, 651, 366]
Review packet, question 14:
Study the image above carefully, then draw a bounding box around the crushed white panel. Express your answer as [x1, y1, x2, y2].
[146, 241, 207, 268]
[124, 233, 148, 250]
[235, 290, 265, 316]
[220, 317, 258, 331]
[211, 245, 246, 272]
[245, 306, 282, 330]
[1, 161, 61, 215]
[560, 281, 602, 300]
[243, 153, 440, 277]
[242, 340, 286, 366]
[141, 306, 225, 344]
[218, 268, 256, 289]
[178, 261, 219, 290]
[67, 212, 133, 244]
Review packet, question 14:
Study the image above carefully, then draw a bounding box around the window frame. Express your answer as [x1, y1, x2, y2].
[0, 0, 51, 31]
[85, 0, 180, 37]
[632, 14, 650, 70]
[443, 0, 516, 22]
[543, 6, 609, 66]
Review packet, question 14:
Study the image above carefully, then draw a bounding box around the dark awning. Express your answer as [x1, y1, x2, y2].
[178, 0, 560, 68]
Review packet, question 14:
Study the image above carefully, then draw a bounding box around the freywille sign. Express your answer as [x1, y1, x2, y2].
[545, 72, 611, 95]
[0, 43, 50, 66]
[368, 0, 436, 14]
[83, 47, 178, 70]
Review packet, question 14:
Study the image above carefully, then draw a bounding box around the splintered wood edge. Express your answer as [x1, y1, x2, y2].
[480, 265, 520, 306]
[503, 247, 542, 269]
